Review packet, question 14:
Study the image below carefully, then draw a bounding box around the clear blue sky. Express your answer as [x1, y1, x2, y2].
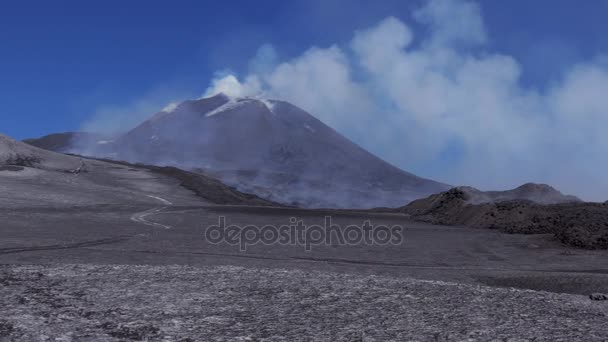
[1, 0, 607, 140]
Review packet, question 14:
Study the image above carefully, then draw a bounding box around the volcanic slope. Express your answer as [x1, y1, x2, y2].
[2, 133, 273, 209]
[68, 93, 449, 208]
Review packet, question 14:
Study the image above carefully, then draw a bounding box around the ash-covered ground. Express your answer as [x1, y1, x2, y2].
[1, 137, 608, 341]
[1, 201, 608, 341]
[1, 264, 607, 342]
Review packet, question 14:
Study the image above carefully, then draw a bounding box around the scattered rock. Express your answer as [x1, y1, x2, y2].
[590, 293, 608, 301]
[0, 320, 15, 337]
[2, 264, 608, 341]
[102, 322, 161, 341]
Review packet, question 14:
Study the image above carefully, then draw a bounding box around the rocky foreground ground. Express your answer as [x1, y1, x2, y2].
[0, 264, 607, 341]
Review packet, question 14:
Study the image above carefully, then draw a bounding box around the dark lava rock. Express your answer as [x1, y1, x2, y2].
[102, 322, 161, 341]
[590, 293, 608, 301]
[402, 187, 608, 249]
[0, 320, 15, 337]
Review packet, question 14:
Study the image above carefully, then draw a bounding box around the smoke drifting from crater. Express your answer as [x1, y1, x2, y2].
[201, 0, 608, 201]
[73, 0, 608, 202]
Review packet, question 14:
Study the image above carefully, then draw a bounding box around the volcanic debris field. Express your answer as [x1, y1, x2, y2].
[0, 134, 607, 341]
[1, 264, 608, 341]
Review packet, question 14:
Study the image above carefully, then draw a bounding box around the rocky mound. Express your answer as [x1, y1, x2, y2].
[402, 184, 580, 223]
[401, 186, 607, 249]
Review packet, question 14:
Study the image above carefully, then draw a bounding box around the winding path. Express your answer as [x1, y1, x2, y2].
[129, 195, 173, 229]
[0, 194, 176, 255]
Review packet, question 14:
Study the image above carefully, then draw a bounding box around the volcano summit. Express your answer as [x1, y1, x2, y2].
[67, 93, 449, 208]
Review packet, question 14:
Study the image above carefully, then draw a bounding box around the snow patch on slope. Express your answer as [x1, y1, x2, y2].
[205, 97, 248, 117]
[162, 102, 179, 113]
[204, 94, 276, 117]
[259, 99, 275, 113]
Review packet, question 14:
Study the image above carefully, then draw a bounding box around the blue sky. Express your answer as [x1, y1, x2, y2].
[2, 0, 608, 199]
[1, 0, 606, 139]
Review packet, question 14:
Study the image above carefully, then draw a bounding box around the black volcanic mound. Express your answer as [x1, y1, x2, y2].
[55, 93, 449, 209]
[413, 183, 581, 206]
[401, 184, 606, 249]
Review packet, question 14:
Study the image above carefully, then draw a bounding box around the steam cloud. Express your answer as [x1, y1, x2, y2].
[202, 0, 608, 201]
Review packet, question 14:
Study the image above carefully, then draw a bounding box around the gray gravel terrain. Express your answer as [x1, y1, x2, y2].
[1, 202, 608, 341]
[1, 264, 607, 342]
[1, 137, 608, 341]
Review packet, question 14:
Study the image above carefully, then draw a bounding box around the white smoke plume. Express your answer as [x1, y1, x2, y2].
[201, 0, 608, 201]
[203, 74, 263, 98]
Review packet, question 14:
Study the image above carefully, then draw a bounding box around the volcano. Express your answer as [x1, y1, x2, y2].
[63, 94, 450, 208]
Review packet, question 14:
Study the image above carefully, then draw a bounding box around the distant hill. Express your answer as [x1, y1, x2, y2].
[6, 132, 276, 207]
[1, 133, 81, 171]
[23, 132, 105, 154]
